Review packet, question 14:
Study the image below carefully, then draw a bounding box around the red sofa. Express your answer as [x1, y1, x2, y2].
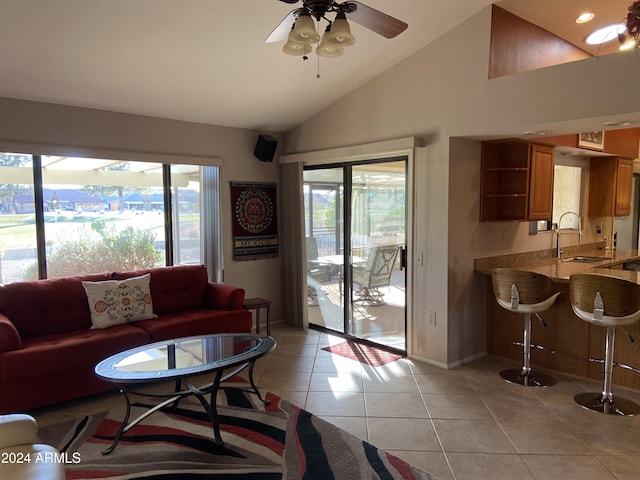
[0, 265, 252, 412]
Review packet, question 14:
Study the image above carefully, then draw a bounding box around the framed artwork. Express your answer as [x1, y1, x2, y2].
[230, 181, 278, 261]
[578, 131, 605, 151]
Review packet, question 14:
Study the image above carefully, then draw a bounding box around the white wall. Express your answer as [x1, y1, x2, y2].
[283, 7, 640, 365]
[0, 97, 284, 321]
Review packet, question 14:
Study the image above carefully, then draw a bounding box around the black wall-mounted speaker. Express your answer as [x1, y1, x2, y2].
[254, 134, 278, 163]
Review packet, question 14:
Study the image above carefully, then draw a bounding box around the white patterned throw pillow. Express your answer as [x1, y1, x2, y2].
[83, 274, 157, 329]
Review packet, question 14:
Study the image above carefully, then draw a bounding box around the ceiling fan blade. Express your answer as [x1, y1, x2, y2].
[347, 1, 408, 39]
[265, 8, 301, 43]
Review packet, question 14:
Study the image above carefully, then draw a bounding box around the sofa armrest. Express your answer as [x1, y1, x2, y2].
[0, 314, 22, 354]
[205, 283, 245, 310]
[0, 414, 38, 448]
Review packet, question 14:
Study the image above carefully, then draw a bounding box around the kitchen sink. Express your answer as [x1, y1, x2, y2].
[562, 256, 608, 263]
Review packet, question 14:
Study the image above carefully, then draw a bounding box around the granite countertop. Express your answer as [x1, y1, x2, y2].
[475, 245, 640, 284]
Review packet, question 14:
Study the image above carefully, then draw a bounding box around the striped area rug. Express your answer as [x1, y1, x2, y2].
[39, 390, 433, 479]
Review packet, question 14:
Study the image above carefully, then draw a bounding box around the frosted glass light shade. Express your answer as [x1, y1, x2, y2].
[283, 39, 312, 56]
[325, 14, 355, 46]
[317, 28, 344, 57]
[317, 42, 344, 57]
[289, 12, 320, 44]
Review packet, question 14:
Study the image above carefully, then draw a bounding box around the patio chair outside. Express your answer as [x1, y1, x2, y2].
[353, 245, 399, 305]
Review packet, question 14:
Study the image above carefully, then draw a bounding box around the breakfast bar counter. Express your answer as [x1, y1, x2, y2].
[476, 246, 640, 390]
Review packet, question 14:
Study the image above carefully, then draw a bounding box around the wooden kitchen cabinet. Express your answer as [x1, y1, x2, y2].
[480, 141, 554, 222]
[541, 128, 640, 159]
[588, 157, 633, 217]
[602, 128, 640, 159]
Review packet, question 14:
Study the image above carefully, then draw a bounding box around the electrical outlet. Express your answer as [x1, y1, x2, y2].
[427, 311, 436, 327]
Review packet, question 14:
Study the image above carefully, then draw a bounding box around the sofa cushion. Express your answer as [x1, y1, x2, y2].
[0, 273, 112, 338]
[112, 265, 209, 315]
[0, 324, 149, 381]
[83, 274, 157, 329]
[134, 309, 252, 342]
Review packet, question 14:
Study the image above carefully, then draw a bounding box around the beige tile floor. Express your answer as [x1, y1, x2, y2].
[30, 324, 640, 480]
[253, 325, 640, 480]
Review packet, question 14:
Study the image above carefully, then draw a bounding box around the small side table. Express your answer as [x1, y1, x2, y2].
[243, 297, 271, 335]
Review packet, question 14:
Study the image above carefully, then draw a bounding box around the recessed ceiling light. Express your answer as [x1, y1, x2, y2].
[523, 130, 553, 136]
[585, 23, 625, 45]
[603, 120, 634, 127]
[576, 12, 595, 24]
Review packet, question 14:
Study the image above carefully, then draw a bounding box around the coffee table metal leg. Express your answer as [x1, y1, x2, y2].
[209, 370, 224, 444]
[248, 361, 269, 405]
[103, 359, 269, 453]
[102, 389, 131, 455]
[183, 370, 224, 444]
[102, 389, 184, 455]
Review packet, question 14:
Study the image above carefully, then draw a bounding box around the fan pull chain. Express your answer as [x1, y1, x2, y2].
[316, 19, 321, 79]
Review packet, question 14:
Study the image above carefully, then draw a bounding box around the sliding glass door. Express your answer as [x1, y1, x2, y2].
[304, 158, 407, 351]
[304, 168, 345, 334]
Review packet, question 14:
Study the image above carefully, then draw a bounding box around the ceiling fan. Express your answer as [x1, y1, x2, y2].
[266, 0, 408, 58]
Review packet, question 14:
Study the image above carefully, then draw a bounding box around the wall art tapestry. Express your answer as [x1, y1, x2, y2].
[230, 181, 278, 261]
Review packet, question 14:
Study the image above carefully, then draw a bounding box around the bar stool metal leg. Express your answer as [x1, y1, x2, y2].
[500, 313, 555, 387]
[574, 326, 640, 415]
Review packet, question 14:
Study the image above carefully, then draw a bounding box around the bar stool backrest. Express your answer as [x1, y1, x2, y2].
[491, 269, 559, 313]
[569, 274, 640, 326]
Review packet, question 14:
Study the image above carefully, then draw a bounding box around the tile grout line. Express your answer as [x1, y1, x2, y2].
[460, 368, 536, 479]
[410, 364, 458, 480]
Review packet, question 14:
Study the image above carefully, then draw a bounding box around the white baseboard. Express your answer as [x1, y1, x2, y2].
[409, 350, 488, 370]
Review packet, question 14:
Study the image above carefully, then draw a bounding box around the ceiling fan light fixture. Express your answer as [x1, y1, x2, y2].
[324, 12, 356, 46]
[283, 39, 312, 56]
[288, 11, 320, 44]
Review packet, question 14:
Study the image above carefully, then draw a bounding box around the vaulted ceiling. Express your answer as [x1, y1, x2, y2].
[0, 1, 631, 132]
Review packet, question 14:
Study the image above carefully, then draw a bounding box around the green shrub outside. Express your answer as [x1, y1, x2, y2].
[23, 221, 162, 279]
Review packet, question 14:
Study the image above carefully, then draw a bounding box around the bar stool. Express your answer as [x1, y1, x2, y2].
[569, 274, 640, 415]
[491, 269, 560, 386]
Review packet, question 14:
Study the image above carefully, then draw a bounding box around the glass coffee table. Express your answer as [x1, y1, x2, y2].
[95, 333, 276, 454]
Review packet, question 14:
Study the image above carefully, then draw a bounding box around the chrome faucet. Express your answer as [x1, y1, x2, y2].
[556, 211, 582, 258]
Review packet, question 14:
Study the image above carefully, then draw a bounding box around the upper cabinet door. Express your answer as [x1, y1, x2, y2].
[528, 144, 555, 221]
[614, 158, 633, 216]
[589, 157, 633, 217]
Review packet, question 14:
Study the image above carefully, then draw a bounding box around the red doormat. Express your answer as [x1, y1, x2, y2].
[322, 341, 403, 366]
